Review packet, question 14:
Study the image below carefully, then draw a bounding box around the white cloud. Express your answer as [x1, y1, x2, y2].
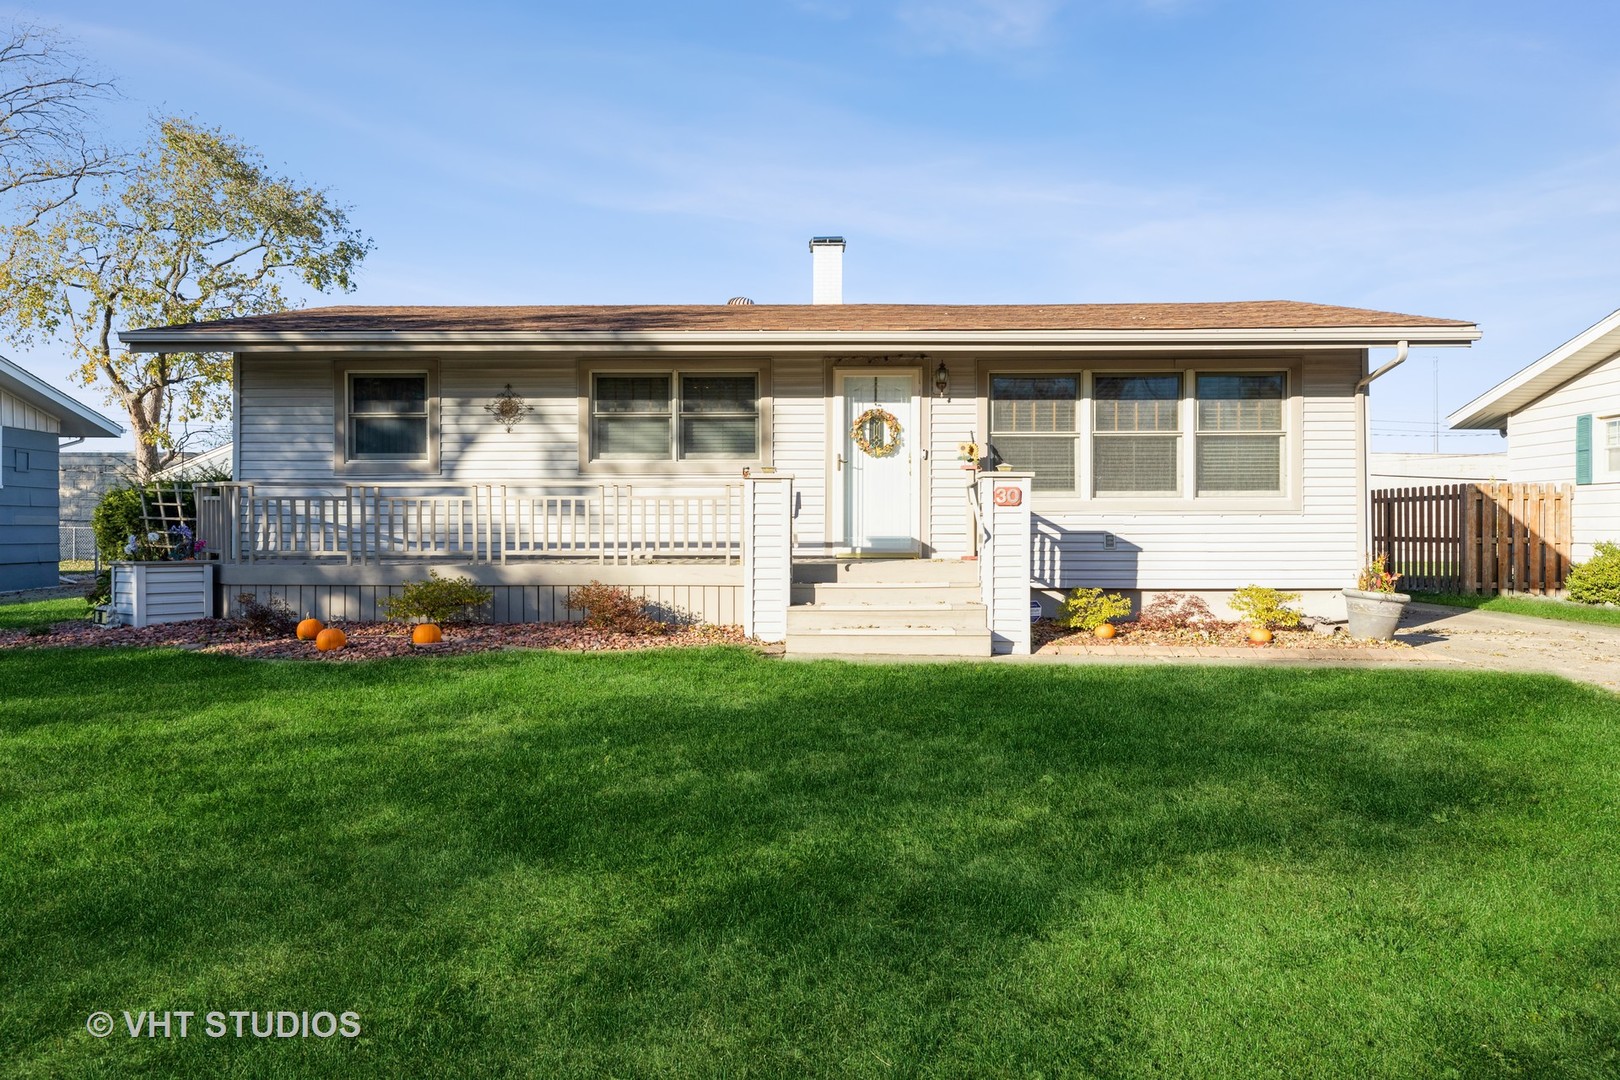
[894, 0, 1065, 53]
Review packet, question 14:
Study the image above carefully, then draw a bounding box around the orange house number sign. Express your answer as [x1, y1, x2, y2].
[992, 485, 1022, 507]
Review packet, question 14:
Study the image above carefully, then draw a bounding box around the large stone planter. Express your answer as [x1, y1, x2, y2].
[1341, 588, 1410, 641]
[110, 562, 216, 627]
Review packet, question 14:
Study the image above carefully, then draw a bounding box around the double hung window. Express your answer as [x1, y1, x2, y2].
[348, 374, 429, 460]
[1195, 373, 1286, 494]
[1092, 374, 1181, 495]
[591, 373, 759, 461]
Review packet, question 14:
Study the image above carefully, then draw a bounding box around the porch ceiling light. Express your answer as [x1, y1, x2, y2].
[933, 359, 950, 397]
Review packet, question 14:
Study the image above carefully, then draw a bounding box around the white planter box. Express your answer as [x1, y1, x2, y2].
[110, 562, 216, 628]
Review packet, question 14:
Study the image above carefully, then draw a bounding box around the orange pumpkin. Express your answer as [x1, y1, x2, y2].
[1248, 627, 1274, 645]
[314, 627, 348, 652]
[411, 623, 443, 645]
[1093, 623, 1118, 639]
[296, 617, 324, 641]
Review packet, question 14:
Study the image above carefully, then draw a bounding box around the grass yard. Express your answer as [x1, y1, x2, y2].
[1411, 590, 1620, 628]
[2, 648, 1618, 1078]
[0, 596, 89, 630]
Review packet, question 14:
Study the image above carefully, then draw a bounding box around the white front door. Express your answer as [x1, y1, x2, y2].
[837, 371, 919, 554]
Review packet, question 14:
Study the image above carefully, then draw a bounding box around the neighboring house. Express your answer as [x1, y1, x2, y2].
[1450, 308, 1620, 562]
[0, 356, 123, 591]
[153, 442, 233, 481]
[119, 240, 1478, 651]
[1368, 451, 1506, 489]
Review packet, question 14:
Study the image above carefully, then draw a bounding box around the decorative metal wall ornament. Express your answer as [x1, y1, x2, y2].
[483, 384, 533, 433]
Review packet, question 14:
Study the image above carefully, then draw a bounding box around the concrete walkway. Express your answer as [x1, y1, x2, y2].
[797, 604, 1620, 694]
[1388, 601, 1620, 694]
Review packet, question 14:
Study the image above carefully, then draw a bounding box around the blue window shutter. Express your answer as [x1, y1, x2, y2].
[1575, 413, 1593, 485]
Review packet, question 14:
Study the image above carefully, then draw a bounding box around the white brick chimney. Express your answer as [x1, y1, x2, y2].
[810, 236, 844, 304]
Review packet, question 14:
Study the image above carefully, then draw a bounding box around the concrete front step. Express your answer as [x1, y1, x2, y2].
[786, 626, 991, 657]
[792, 558, 979, 585]
[791, 581, 982, 607]
[787, 602, 988, 633]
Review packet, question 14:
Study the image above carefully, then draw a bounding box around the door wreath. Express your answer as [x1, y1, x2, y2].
[851, 408, 903, 458]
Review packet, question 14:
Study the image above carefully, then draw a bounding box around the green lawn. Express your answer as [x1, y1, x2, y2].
[1411, 590, 1620, 628]
[2, 648, 1618, 1078]
[0, 596, 89, 630]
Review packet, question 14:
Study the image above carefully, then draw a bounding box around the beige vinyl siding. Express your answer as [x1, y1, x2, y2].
[238, 358, 338, 482]
[238, 355, 582, 484]
[771, 358, 825, 553]
[927, 356, 978, 557]
[0, 390, 61, 433]
[1029, 353, 1362, 591]
[1505, 350, 1620, 559]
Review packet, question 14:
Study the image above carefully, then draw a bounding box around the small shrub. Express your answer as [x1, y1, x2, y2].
[1059, 587, 1133, 631]
[1228, 585, 1302, 630]
[83, 570, 112, 607]
[1135, 592, 1223, 632]
[91, 486, 147, 562]
[234, 592, 296, 638]
[381, 571, 493, 625]
[1566, 541, 1620, 606]
[569, 581, 659, 634]
[1356, 553, 1403, 593]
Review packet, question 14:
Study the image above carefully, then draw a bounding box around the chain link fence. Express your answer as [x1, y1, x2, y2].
[59, 525, 100, 569]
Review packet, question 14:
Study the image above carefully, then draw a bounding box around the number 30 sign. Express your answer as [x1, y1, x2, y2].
[992, 485, 1022, 507]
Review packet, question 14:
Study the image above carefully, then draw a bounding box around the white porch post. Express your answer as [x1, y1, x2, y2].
[977, 471, 1033, 655]
[742, 474, 794, 643]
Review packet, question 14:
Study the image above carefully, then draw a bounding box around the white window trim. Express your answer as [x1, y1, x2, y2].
[978, 357, 1304, 512]
[1193, 370, 1288, 497]
[332, 359, 441, 477]
[1602, 415, 1620, 480]
[1091, 370, 1184, 498]
[577, 360, 772, 477]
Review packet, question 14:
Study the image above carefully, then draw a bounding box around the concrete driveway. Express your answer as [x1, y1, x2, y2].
[1395, 602, 1620, 694]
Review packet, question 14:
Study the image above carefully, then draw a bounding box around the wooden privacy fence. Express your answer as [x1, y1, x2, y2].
[1371, 482, 1573, 595]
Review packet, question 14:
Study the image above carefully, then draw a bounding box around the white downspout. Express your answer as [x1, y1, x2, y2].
[1355, 340, 1408, 564]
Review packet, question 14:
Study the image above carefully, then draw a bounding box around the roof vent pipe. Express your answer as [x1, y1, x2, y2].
[810, 236, 844, 304]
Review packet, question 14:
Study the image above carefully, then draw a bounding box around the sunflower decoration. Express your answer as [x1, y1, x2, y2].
[851, 408, 903, 458]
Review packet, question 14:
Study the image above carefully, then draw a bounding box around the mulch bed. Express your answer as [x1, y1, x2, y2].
[1032, 619, 1409, 651]
[0, 618, 750, 662]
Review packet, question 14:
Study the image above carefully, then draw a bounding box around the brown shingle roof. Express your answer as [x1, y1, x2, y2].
[131, 300, 1474, 336]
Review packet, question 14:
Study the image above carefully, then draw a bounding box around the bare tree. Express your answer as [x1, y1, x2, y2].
[0, 23, 118, 223]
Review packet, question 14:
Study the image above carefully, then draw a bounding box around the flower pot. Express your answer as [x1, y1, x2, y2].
[1341, 588, 1411, 641]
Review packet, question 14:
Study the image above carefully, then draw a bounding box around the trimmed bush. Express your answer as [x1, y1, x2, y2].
[1566, 541, 1620, 606]
[90, 486, 147, 562]
[569, 581, 658, 634]
[1135, 592, 1222, 632]
[1228, 585, 1303, 630]
[381, 572, 493, 625]
[1059, 587, 1133, 631]
[234, 593, 297, 638]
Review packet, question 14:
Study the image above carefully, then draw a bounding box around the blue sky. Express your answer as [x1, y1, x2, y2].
[11, 0, 1620, 454]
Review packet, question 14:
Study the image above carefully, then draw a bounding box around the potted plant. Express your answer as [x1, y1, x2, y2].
[1342, 555, 1409, 640]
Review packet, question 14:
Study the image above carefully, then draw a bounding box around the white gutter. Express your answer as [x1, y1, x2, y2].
[119, 326, 1481, 353]
[1356, 340, 1409, 561]
[1356, 339, 1409, 391]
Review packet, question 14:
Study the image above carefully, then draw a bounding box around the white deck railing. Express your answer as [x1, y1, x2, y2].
[194, 483, 745, 564]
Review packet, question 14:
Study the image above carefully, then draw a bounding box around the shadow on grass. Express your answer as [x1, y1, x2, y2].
[1, 648, 1616, 1077]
